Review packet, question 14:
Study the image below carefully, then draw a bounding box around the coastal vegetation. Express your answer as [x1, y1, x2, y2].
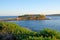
[0, 14, 50, 21]
[17, 14, 49, 20]
[0, 22, 60, 40]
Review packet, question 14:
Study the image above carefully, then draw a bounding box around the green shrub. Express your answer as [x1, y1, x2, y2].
[39, 28, 60, 39]
[0, 22, 60, 40]
[0, 22, 33, 40]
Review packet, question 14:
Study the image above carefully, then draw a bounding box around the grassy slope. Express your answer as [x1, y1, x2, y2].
[0, 22, 32, 34]
[0, 22, 33, 40]
[0, 22, 60, 40]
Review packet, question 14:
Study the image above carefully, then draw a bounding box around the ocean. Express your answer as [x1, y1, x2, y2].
[1, 16, 60, 31]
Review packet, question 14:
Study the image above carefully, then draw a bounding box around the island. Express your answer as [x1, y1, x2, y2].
[0, 14, 50, 21]
[17, 14, 50, 20]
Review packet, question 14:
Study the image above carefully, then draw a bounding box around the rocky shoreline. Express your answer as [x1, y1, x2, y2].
[17, 15, 50, 20]
[0, 15, 50, 21]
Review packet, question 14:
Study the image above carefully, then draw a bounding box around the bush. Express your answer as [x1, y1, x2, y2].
[39, 28, 60, 39]
[0, 22, 33, 40]
[0, 22, 60, 40]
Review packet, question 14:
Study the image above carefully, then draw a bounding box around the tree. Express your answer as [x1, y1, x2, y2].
[39, 15, 46, 19]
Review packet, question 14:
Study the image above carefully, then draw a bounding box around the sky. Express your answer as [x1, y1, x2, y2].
[0, 0, 60, 16]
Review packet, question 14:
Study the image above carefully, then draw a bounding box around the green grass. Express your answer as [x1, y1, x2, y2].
[0, 22, 60, 40]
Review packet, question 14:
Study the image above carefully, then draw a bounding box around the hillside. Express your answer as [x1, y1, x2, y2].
[0, 22, 33, 40]
[0, 22, 60, 40]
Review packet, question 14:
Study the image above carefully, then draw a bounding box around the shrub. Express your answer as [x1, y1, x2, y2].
[39, 28, 60, 39]
[0, 22, 33, 40]
[0, 22, 60, 40]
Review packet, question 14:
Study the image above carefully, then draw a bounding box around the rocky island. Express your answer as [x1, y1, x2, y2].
[0, 14, 50, 21]
[17, 14, 50, 20]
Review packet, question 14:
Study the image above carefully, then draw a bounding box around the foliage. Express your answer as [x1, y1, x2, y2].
[40, 15, 46, 18]
[0, 22, 32, 40]
[0, 22, 60, 40]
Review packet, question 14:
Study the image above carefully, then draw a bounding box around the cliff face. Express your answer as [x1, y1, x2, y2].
[17, 15, 49, 20]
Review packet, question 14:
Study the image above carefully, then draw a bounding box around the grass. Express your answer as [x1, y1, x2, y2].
[0, 22, 60, 40]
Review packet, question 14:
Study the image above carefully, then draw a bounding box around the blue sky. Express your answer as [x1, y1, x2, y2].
[0, 0, 60, 16]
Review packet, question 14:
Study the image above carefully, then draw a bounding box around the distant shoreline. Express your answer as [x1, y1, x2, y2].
[2, 14, 60, 21]
[0, 15, 50, 21]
